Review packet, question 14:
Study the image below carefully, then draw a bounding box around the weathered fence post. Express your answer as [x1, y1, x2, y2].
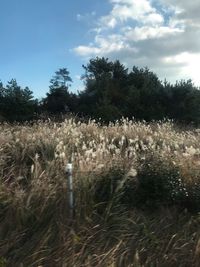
[66, 163, 74, 219]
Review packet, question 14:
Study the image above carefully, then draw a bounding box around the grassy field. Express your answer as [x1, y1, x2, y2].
[1, 118, 200, 266]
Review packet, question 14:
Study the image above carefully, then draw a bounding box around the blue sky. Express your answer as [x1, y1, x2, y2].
[0, 0, 110, 98]
[1, 0, 200, 99]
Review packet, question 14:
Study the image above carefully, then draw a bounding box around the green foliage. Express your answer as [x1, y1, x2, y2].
[50, 68, 72, 90]
[134, 154, 186, 208]
[125, 67, 164, 120]
[92, 155, 200, 212]
[78, 57, 200, 124]
[79, 57, 129, 121]
[43, 87, 71, 114]
[0, 79, 37, 122]
[1, 58, 200, 124]
[41, 68, 77, 115]
[163, 80, 200, 124]
[0, 257, 7, 267]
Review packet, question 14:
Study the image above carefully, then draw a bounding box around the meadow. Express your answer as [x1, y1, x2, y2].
[1, 118, 200, 266]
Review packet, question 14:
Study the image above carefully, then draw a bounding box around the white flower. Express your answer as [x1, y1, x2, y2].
[35, 153, 39, 160]
[183, 153, 190, 158]
[82, 144, 87, 150]
[127, 168, 137, 177]
[115, 148, 121, 155]
[147, 136, 153, 144]
[60, 152, 66, 159]
[121, 135, 126, 142]
[31, 164, 34, 173]
[186, 146, 196, 156]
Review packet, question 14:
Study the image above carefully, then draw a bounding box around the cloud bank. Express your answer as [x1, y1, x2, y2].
[74, 0, 200, 85]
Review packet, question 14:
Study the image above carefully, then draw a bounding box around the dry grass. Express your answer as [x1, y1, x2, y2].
[0, 118, 200, 266]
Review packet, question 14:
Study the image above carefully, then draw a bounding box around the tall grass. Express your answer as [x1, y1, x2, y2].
[1, 118, 200, 266]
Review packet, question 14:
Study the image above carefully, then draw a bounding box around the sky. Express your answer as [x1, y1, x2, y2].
[1, 0, 200, 99]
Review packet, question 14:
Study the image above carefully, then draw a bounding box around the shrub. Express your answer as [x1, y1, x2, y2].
[92, 156, 200, 212]
[134, 154, 190, 209]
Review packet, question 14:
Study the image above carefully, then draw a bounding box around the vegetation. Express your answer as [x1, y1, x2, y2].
[41, 68, 77, 115]
[1, 118, 200, 266]
[0, 79, 38, 122]
[1, 57, 200, 265]
[1, 57, 200, 124]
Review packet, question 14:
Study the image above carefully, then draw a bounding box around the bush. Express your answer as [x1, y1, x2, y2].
[131, 153, 200, 211]
[92, 158, 195, 211]
[92, 154, 200, 211]
[134, 154, 185, 208]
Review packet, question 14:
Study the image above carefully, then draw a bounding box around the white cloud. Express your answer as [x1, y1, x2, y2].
[100, 0, 163, 28]
[74, 45, 100, 57]
[143, 13, 164, 25]
[99, 16, 117, 29]
[125, 26, 183, 41]
[163, 52, 200, 84]
[74, 0, 200, 86]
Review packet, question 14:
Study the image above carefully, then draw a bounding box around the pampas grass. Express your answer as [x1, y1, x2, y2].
[0, 118, 200, 266]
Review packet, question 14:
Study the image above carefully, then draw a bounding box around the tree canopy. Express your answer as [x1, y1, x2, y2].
[41, 68, 77, 115]
[1, 58, 200, 125]
[0, 79, 37, 122]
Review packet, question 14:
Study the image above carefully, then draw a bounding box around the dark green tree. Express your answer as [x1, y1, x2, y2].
[78, 58, 200, 124]
[0, 81, 5, 121]
[164, 79, 200, 124]
[42, 68, 76, 114]
[79, 57, 129, 121]
[0, 79, 37, 122]
[126, 67, 164, 120]
[50, 68, 72, 90]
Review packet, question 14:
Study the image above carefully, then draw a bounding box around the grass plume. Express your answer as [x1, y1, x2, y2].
[1, 118, 200, 266]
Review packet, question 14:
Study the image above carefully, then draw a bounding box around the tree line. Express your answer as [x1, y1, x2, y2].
[1, 57, 200, 124]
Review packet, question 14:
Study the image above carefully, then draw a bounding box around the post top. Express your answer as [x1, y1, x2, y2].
[66, 163, 73, 171]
